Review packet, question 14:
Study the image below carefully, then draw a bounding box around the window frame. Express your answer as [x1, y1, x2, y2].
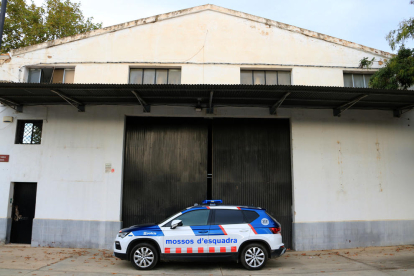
[129, 68, 181, 84]
[240, 69, 292, 85]
[15, 120, 44, 145]
[27, 67, 75, 84]
[343, 72, 375, 88]
[63, 69, 75, 83]
[28, 68, 42, 83]
[242, 210, 260, 223]
[162, 209, 212, 227]
[211, 209, 246, 225]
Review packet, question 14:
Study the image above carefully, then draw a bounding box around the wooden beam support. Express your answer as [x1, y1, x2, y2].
[333, 95, 368, 117]
[131, 90, 150, 113]
[0, 96, 23, 112]
[50, 89, 85, 112]
[270, 92, 290, 115]
[206, 91, 214, 114]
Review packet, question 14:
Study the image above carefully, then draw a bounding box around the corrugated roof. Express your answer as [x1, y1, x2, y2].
[0, 83, 413, 117]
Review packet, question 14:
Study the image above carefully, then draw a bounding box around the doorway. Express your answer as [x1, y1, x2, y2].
[10, 182, 37, 244]
[123, 117, 293, 248]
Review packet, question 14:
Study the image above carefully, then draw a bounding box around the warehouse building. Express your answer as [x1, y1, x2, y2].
[0, 5, 413, 251]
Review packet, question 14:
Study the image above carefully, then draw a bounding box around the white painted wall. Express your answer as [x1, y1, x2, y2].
[0, 105, 125, 222]
[1, 10, 387, 85]
[290, 109, 414, 223]
[1, 105, 413, 225]
[1, 5, 411, 233]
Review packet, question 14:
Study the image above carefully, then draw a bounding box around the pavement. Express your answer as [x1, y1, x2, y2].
[0, 244, 413, 276]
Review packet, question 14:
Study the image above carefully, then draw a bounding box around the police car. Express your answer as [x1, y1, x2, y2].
[113, 200, 286, 270]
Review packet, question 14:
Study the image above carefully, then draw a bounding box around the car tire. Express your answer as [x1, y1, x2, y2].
[130, 243, 159, 270]
[240, 243, 268, 270]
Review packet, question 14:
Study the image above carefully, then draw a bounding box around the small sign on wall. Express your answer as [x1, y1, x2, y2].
[0, 155, 9, 162]
[105, 163, 111, 173]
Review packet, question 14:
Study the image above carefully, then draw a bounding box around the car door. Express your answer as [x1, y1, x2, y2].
[160, 209, 211, 254]
[208, 208, 251, 253]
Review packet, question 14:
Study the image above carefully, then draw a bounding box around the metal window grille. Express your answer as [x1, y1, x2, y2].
[15, 120, 43, 144]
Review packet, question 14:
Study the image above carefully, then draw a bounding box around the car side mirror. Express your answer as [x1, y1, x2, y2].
[171, 219, 183, 229]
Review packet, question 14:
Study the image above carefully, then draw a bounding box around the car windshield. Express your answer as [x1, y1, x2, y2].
[157, 211, 182, 225]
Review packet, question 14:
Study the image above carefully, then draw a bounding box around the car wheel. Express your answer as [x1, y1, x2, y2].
[240, 243, 268, 270]
[130, 243, 158, 270]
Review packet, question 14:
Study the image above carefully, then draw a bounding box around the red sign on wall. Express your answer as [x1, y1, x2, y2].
[0, 155, 9, 162]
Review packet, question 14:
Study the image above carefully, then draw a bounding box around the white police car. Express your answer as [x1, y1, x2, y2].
[114, 200, 286, 270]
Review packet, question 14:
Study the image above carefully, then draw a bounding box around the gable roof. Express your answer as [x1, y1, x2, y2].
[10, 4, 393, 58]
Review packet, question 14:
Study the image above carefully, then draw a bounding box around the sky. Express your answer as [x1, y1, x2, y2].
[32, 0, 414, 53]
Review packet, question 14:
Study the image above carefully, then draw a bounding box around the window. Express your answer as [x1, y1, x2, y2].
[241, 70, 291, 85]
[15, 120, 43, 144]
[164, 210, 210, 227]
[52, 69, 75, 84]
[243, 211, 260, 223]
[213, 210, 245, 225]
[343, 73, 373, 88]
[129, 68, 181, 84]
[28, 68, 75, 84]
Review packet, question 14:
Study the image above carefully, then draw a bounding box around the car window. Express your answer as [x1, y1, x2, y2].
[266, 212, 279, 224]
[243, 211, 260, 223]
[213, 210, 245, 225]
[164, 210, 210, 227]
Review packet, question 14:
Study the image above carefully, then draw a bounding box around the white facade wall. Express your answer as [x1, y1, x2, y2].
[1, 6, 412, 250]
[1, 10, 387, 85]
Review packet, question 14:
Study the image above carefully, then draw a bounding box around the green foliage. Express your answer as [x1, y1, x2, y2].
[369, 46, 414, 90]
[370, 1, 414, 90]
[359, 57, 375, 69]
[0, 0, 102, 53]
[386, 1, 414, 50]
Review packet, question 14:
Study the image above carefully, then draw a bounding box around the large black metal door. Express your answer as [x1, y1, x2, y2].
[212, 119, 293, 249]
[123, 117, 208, 227]
[10, 182, 37, 244]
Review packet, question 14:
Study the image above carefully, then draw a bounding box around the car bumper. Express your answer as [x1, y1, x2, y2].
[270, 246, 286, 258]
[113, 252, 127, 260]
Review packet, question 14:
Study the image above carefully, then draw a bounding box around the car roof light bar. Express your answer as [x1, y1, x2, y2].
[202, 199, 223, 205]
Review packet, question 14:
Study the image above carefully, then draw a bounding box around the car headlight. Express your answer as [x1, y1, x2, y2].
[118, 232, 130, 238]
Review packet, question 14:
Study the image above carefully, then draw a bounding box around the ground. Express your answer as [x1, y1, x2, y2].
[0, 245, 413, 275]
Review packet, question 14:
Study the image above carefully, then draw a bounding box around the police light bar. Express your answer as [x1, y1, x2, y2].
[202, 199, 223, 205]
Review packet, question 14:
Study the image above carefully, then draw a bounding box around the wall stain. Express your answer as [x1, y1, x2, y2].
[375, 139, 384, 192]
[375, 140, 381, 160]
[337, 141, 345, 196]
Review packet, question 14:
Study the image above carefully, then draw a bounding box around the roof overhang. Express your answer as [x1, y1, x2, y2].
[0, 83, 413, 117]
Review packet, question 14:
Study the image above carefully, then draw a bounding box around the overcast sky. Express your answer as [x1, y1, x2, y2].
[34, 0, 414, 53]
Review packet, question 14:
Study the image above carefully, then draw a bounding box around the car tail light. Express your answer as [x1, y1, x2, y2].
[269, 227, 281, 234]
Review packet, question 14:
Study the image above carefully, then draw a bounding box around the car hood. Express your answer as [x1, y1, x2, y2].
[120, 223, 158, 233]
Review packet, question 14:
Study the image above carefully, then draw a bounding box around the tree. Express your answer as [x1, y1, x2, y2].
[0, 0, 102, 53]
[386, 0, 414, 51]
[368, 1, 414, 90]
[369, 46, 414, 90]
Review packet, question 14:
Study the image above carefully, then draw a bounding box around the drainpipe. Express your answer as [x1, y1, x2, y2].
[0, 0, 8, 52]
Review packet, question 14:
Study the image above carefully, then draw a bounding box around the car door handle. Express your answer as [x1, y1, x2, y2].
[240, 229, 249, 232]
[198, 230, 208, 233]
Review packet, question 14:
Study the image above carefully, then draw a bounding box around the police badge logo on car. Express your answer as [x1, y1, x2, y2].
[113, 200, 285, 270]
